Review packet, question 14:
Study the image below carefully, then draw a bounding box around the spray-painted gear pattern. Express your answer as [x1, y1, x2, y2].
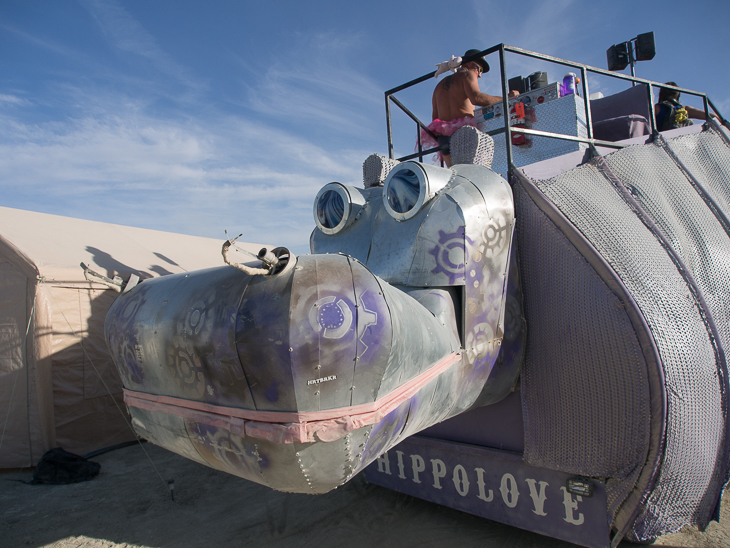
[429, 227, 473, 284]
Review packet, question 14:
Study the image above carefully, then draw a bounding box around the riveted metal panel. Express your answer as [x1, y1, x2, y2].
[399, 367, 461, 439]
[127, 406, 209, 467]
[292, 428, 375, 493]
[377, 282, 459, 397]
[407, 184, 469, 287]
[252, 437, 312, 493]
[473, 238, 526, 407]
[289, 254, 357, 412]
[105, 267, 255, 408]
[185, 419, 264, 485]
[366, 204, 425, 284]
[359, 399, 411, 465]
[402, 287, 461, 344]
[349, 259, 393, 406]
[235, 267, 296, 411]
[443, 166, 516, 413]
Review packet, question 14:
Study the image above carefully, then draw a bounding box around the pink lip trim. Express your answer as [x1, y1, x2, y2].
[124, 351, 461, 444]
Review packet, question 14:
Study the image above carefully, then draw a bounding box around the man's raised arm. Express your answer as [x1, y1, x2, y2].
[463, 70, 518, 107]
[462, 70, 503, 107]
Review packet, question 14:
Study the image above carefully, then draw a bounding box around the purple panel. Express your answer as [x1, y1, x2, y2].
[185, 420, 263, 483]
[364, 436, 610, 548]
[349, 259, 393, 406]
[289, 254, 358, 411]
[420, 389, 524, 452]
[592, 115, 649, 142]
[106, 267, 256, 408]
[106, 280, 154, 389]
[590, 85, 650, 124]
[235, 269, 296, 411]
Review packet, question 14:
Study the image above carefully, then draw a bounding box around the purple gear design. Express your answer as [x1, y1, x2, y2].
[428, 227, 473, 284]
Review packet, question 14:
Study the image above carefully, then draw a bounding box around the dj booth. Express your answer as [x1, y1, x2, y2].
[474, 83, 588, 179]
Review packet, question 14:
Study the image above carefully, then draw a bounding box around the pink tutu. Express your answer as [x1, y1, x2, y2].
[417, 117, 480, 162]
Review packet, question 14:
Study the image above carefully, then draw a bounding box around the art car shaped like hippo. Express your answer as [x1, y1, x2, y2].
[105, 140, 523, 494]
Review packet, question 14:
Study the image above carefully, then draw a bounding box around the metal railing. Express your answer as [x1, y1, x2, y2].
[385, 44, 728, 175]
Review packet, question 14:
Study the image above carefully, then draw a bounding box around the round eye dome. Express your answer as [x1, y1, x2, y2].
[386, 168, 420, 214]
[383, 162, 452, 222]
[317, 189, 345, 229]
[313, 183, 366, 235]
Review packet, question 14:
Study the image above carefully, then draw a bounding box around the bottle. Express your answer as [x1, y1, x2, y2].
[562, 73, 577, 96]
[510, 102, 528, 146]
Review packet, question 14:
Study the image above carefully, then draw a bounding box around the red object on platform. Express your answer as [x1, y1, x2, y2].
[511, 103, 527, 145]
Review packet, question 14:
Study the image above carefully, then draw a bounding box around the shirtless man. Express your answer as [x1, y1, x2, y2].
[422, 49, 517, 167]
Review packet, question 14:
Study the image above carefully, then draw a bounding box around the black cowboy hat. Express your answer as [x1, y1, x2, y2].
[463, 49, 490, 73]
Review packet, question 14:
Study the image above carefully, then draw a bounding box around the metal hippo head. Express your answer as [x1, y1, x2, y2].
[311, 160, 521, 404]
[105, 155, 522, 494]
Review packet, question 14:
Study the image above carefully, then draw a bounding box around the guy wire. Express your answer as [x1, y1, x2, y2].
[45, 280, 170, 494]
[0, 287, 38, 461]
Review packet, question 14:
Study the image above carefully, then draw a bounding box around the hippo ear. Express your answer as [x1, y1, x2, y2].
[450, 126, 495, 168]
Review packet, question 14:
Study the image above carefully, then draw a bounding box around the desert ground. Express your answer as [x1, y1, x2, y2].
[2, 443, 728, 548]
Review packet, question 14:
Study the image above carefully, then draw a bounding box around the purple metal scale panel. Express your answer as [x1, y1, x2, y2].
[348, 258, 393, 406]
[364, 436, 610, 548]
[234, 267, 296, 411]
[289, 254, 358, 411]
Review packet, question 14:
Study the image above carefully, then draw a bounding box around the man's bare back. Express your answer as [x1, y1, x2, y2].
[432, 64, 505, 122]
[421, 53, 518, 167]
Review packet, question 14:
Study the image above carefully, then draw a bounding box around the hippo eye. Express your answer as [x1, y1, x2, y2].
[317, 189, 344, 229]
[382, 161, 452, 221]
[386, 168, 420, 214]
[313, 183, 366, 235]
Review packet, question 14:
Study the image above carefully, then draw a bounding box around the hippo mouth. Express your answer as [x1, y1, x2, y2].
[123, 351, 460, 444]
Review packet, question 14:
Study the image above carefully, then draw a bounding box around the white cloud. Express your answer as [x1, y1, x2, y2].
[0, 85, 370, 252]
[0, 22, 85, 61]
[77, 0, 205, 96]
[234, 32, 384, 140]
[0, 94, 30, 106]
[0, 19, 387, 253]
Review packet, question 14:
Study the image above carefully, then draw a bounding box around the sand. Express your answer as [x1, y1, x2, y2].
[1, 443, 728, 548]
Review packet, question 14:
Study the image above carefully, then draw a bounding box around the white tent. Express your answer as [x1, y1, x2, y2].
[0, 206, 265, 467]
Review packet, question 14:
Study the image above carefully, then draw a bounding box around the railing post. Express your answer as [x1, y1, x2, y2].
[498, 45, 513, 177]
[385, 93, 394, 159]
[708, 97, 730, 130]
[416, 124, 423, 162]
[628, 41, 636, 85]
[647, 85, 657, 135]
[580, 66, 593, 141]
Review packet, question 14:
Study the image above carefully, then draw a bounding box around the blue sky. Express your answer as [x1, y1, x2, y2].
[2, 0, 729, 254]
